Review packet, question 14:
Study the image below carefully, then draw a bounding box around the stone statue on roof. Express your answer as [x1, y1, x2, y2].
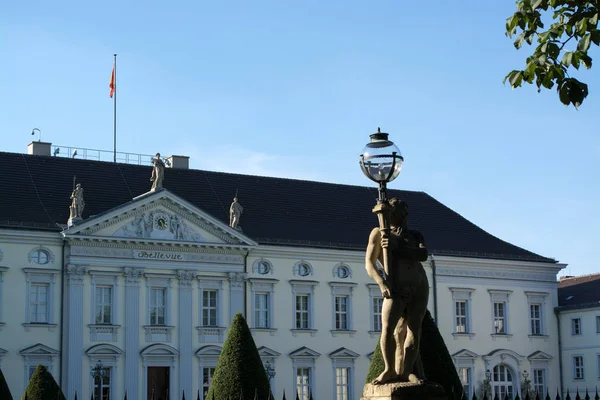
[68, 183, 85, 227]
[365, 198, 429, 385]
[229, 197, 243, 229]
[150, 153, 165, 191]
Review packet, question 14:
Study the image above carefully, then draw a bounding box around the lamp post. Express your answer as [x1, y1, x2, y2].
[359, 128, 403, 284]
[521, 370, 532, 398]
[265, 360, 276, 383]
[90, 360, 109, 400]
[482, 369, 492, 399]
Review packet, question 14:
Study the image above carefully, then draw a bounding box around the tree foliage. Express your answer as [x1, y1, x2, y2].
[366, 310, 463, 400]
[22, 365, 66, 400]
[0, 368, 14, 400]
[505, 0, 599, 107]
[207, 313, 271, 400]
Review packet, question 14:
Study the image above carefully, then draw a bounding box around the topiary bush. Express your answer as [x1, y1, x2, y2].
[207, 313, 270, 400]
[0, 367, 13, 400]
[365, 310, 463, 400]
[22, 365, 65, 400]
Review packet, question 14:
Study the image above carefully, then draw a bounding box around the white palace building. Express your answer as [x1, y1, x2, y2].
[0, 141, 572, 399]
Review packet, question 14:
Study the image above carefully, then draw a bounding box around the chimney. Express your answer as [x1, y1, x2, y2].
[27, 141, 52, 157]
[166, 155, 189, 169]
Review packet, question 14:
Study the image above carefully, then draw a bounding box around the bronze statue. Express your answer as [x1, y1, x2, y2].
[365, 198, 429, 385]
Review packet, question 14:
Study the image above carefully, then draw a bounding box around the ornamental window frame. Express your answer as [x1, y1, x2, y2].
[252, 258, 274, 275]
[329, 282, 357, 336]
[332, 263, 352, 279]
[290, 280, 318, 336]
[196, 345, 222, 400]
[249, 278, 278, 334]
[572, 354, 584, 380]
[293, 261, 313, 277]
[290, 347, 320, 400]
[367, 284, 383, 337]
[329, 347, 359, 400]
[525, 291, 549, 337]
[23, 267, 59, 331]
[452, 349, 478, 400]
[86, 344, 123, 400]
[488, 289, 512, 336]
[144, 274, 174, 343]
[571, 317, 582, 335]
[89, 271, 120, 342]
[450, 288, 475, 337]
[28, 246, 55, 265]
[197, 277, 226, 343]
[0, 267, 7, 329]
[20, 343, 59, 392]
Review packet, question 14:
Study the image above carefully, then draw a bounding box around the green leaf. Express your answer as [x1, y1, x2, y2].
[532, 0, 543, 9]
[575, 18, 588, 35]
[514, 32, 526, 49]
[509, 71, 524, 88]
[590, 13, 598, 26]
[547, 42, 560, 59]
[541, 77, 555, 89]
[578, 33, 591, 52]
[558, 81, 570, 105]
[561, 51, 573, 66]
[572, 51, 581, 69]
[591, 31, 600, 46]
[506, 15, 519, 35]
[580, 53, 593, 69]
[525, 31, 536, 44]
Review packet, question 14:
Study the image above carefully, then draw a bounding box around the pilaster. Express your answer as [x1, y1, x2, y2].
[65, 264, 87, 400]
[228, 272, 247, 322]
[178, 270, 194, 398]
[123, 267, 144, 400]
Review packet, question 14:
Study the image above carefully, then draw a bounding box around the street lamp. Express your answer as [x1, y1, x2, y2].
[359, 128, 404, 283]
[521, 370, 532, 397]
[264, 360, 276, 381]
[90, 360, 109, 399]
[482, 369, 492, 399]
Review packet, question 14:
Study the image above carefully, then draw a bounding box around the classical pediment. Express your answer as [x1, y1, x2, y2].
[289, 346, 321, 358]
[63, 189, 256, 247]
[20, 343, 59, 356]
[258, 346, 281, 358]
[452, 349, 480, 360]
[329, 347, 360, 359]
[527, 351, 552, 361]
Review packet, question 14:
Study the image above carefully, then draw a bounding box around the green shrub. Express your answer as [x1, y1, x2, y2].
[0, 368, 13, 400]
[366, 310, 463, 400]
[22, 365, 65, 400]
[207, 313, 270, 400]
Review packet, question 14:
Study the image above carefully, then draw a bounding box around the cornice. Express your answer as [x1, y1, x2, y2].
[69, 240, 247, 255]
[432, 254, 566, 271]
[254, 245, 365, 263]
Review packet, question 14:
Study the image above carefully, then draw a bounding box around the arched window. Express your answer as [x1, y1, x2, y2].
[492, 364, 514, 399]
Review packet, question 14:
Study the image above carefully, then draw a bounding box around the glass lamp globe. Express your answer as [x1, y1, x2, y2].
[359, 128, 403, 183]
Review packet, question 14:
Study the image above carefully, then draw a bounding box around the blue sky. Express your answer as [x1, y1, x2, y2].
[1, 0, 598, 276]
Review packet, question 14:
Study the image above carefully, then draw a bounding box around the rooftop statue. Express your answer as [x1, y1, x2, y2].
[67, 183, 85, 227]
[150, 153, 165, 191]
[229, 197, 243, 229]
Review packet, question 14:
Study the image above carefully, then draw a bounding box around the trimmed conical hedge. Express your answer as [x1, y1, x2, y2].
[0, 368, 13, 400]
[366, 310, 463, 400]
[22, 365, 65, 400]
[207, 313, 270, 400]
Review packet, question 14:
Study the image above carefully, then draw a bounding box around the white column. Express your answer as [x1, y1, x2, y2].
[123, 267, 144, 400]
[178, 270, 194, 398]
[228, 272, 246, 322]
[65, 265, 87, 400]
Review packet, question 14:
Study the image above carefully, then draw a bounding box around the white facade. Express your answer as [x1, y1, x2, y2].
[557, 304, 600, 395]
[0, 189, 568, 400]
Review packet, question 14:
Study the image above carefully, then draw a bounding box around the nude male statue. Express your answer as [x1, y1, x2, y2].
[150, 153, 165, 191]
[365, 198, 429, 384]
[229, 197, 243, 228]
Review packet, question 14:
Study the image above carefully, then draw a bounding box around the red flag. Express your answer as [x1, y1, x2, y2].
[109, 65, 115, 98]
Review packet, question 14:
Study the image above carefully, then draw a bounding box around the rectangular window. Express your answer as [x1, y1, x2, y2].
[372, 297, 383, 332]
[202, 290, 218, 327]
[458, 367, 471, 399]
[149, 288, 166, 325]
[335, 367, 349, 400]
[295, 294, 309, 329]
[493, 302, 506, 334]
[254, 293, 269, 328]
[30, 283, 49, 323]
[202, 367, 215, 400]
[296, 367, 311, 400]
[530, 304, 541, 335]
[533, 369, 545, 396]
[598, 355, 600, 379]
[455, 300, 468, 333]
[92, 367, 111, 400]
[572, 318, 582, 335]
[573, 355, 584, 379]
[596, 315, 600, 334]
[95, 286, 113, 324]
[335, 296, 348, 330]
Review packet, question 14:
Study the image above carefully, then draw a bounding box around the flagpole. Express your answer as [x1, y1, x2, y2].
[113, 53, 117, 163]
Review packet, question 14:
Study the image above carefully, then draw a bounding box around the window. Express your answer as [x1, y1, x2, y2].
[202, 290, 218, 327]
[530, 304, 541, 335]
[293, 261, 313, 277]
[596, 316, 600, 334]
[92, 367, 111, 400]
[21, 344, 58, 391]
[492, 364, 514, 399]
[456, 301, 468, 333]
[249, 279, 277, 331]
[253, 259, 273, 275]
[335, 367, 349, 400]
[295, 294, 310, 329]
[149, 288, 166, 325]
[95, 286, 113, 324]
[450, 288, 474, 336]
[573, 355, 584, 379]
[597, 354, 600, 380]
[458, 367, 472, 399]
[296, 367, 311, 400]
[372, 297, 383, 332]
[255, 293, 270, 328]
[31, 249, 49, 265]
[202, 367, 215, 400]
[30, 283, 49, 323]
[572, 318, 582, 335]
[335, 296, 348, 330]
[0, 267, 6, 326]
[332, 264, 351, 279]
[493, 302, 506, 334]
[329, 282, 356, 334]
[23, 268, 58, 328]
[533, 369, 545, 396]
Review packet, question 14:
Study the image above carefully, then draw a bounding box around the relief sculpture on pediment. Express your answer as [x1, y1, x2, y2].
[113, 210, 206, 242]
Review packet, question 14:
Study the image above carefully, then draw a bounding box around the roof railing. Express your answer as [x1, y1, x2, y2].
[51, 145, 154, 166]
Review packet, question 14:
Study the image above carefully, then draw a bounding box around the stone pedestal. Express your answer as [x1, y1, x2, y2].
[361, 382, 446, 400]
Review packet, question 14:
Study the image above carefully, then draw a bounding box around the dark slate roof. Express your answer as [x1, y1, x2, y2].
[0, 151, 555, 262]
[557, 274, 600, 309]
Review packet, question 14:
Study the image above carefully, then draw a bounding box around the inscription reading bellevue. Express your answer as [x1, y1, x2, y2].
[134, 251, 184, 261]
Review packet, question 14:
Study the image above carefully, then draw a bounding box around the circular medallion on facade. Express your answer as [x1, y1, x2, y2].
[155, 214, 169, 230]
